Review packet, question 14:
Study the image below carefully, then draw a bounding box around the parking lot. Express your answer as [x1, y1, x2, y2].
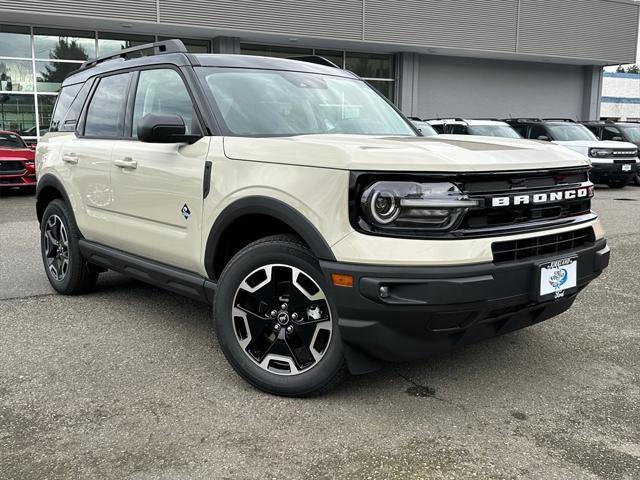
[0, 187, 638, 480]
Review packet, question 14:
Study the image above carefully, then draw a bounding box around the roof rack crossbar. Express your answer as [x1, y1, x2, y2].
[287, 55, 341, 69]
[543, 118, 576, 122]
[504, 118, 543, 123]
[79, 39, 188, 72]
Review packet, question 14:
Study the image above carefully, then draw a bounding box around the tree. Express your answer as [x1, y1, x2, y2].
[625, 64, 639, 74]
[616, 65, 625, 73]
[39, 38, 89, 88]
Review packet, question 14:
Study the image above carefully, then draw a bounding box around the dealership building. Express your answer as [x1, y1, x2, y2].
[0, 0, 638, 142]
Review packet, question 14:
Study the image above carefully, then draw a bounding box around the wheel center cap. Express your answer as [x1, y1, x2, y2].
[277, 312, 290, 325]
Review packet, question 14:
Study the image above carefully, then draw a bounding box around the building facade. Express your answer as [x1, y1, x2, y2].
[0, 0, 638, 142]
[601, 71, 640, 121]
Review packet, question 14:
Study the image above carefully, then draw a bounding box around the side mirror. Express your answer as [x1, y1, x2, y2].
[28, 143, 36, 150]
[137, 113, 201, 144]
[537, 135, 550, 141]
[611, 136, 623, 141]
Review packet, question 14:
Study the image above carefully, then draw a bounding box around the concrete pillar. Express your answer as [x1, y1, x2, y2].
[397, 53, 420, 116]
[213, 36, 241, 54]
[582, 66, 603, 121]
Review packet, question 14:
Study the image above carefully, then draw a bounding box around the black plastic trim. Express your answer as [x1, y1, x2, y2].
[203, 161, 212, 198]
[35, 174, 74, 224]
[203, 196, 336, 279]
[78, 240, 216, 304]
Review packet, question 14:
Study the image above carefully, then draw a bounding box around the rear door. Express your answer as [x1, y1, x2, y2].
[61, 72, 133, 242]
[109, 67, 210, 272]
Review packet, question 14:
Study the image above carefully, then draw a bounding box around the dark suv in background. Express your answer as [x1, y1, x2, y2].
[582, 121, 640, 186]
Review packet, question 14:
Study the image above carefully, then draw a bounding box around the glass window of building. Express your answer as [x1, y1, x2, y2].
[98, 32, 155, 57]
[0, 94, 36, 136]
[0, 59, 34, 92]
[241, 43, 313, 58]
[34, 27, 96, 60]
[0, 25, 31, 58]
[35, 61, 82, 93]
[314, 50, 344, 68]
[37, 95, 57, 133]
[345, 52, 394, 79]
[158, 37, 210, 53]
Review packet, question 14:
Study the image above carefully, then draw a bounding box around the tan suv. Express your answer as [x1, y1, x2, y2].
[36, 40, 610, 396]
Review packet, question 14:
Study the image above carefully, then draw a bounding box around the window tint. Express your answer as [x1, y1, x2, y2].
[0, 131, 26, 148]
[132, 69, 199, 136]
[447, 124, 468, 134]
[84, 73, 131, 137]
[602, 126, 622, 140]
[50, 81, 92, 132]
[49, 84, 81, 132]
[510, 124, 528, 137]
[529, 125, 548, 140]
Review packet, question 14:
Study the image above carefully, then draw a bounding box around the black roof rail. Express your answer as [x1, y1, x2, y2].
[472, 118, 503, 122]
[287, 55, 341, 69]
[543, 118, 576, 122]
[78, 39, 188, 72]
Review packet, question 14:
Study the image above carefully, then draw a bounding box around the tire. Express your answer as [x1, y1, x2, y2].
[607, 180, 628, 189]
[213, 234, 346, 397]
[40, 199, 98, 294]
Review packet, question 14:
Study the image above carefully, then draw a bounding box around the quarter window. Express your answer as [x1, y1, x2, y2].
[132, 69, 199, 137]
[84, 73, 131, 137]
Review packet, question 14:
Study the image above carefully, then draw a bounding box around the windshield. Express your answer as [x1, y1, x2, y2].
[620, 125, 640, 143]
[197, 68, 415, 136]
[0, 132, 26, 149]
[547, 124, 598, 141]
[411, 121, 438, 137]
[467, 125, 521, 138]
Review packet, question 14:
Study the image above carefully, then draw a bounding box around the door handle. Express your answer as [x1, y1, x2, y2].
[113, 157, 137, 169]
[62, 152, 78, 164]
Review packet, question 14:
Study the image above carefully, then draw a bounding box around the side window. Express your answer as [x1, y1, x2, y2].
[49, 83, 81, 132]
[583, 125, 600, 139]
[132, 69, 200, 137]
[602, 126, 621, 140]
[60, 80, 93, 132]
[84, 73, 132, 137]
[529, 125, 548, 140]
[510, 124, 527, 137]
[448, 124, 467, 134]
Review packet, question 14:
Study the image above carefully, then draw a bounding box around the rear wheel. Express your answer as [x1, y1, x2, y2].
[40, 199, 98, 294]
[214, 235, 346, 397]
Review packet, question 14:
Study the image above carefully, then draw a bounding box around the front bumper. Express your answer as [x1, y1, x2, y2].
[0, 164, 37, 188]
[590, 162, 637, 183]
[320, 239, 609, 367]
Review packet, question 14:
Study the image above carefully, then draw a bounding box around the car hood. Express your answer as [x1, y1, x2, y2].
[223, 134, 590, 172]
[0, 147, 35, 160]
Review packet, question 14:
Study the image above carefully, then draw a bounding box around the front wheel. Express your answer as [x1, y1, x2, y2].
[40, 199, 98, 294]
[213, 235, 346, 397]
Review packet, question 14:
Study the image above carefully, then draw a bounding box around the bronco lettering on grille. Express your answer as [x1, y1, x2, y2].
[490, 187, 593, 207]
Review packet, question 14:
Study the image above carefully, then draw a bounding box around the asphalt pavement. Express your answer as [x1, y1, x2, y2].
[1, 186, 639, 480]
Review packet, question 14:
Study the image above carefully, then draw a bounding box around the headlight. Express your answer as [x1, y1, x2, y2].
[589, 148, 611, 158]
[360, 181, 480, 231]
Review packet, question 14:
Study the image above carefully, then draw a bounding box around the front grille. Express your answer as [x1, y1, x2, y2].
[459, 168, 592, 232]
[0, 177, 23, 185]
[0, 161, 26, 174]
[611, 149, 638, 158]
[492, 227, 595, 263]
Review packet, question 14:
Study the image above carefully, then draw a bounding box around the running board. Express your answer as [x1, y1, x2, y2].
[78, 240, 216, 304]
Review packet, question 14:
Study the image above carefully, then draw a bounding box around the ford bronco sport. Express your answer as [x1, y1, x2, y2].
[36, 40, 610, 396]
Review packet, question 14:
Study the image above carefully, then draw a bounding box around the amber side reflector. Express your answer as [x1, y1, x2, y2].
[331, 273, 354, 288]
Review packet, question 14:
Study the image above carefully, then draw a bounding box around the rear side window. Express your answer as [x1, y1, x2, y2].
[602, 126, 622, 140]
[50, 80, 93, 132]
[84, 73, 132, 137]
[529, 125, 548, 140]
[49, 83, 81, 132]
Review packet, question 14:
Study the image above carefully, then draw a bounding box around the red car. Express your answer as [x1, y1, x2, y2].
[0, 131, 36, 189]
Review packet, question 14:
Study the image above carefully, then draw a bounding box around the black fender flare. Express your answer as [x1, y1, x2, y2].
[35, 174, 74, 224]
[203, 196, 336, 279]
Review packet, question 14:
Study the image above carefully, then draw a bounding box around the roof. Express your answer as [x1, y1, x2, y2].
[63, 52, 355, 87]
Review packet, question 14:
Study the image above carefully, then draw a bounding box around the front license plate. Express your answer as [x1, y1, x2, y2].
[539, 257, 577, 300]
[622, 164, 632, 171]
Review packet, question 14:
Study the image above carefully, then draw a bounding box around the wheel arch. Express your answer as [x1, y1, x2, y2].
[36, 174, 73, 224]
[204, 196, 336, 280]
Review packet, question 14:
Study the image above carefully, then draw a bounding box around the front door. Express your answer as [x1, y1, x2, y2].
[109, 68, 210, 273]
